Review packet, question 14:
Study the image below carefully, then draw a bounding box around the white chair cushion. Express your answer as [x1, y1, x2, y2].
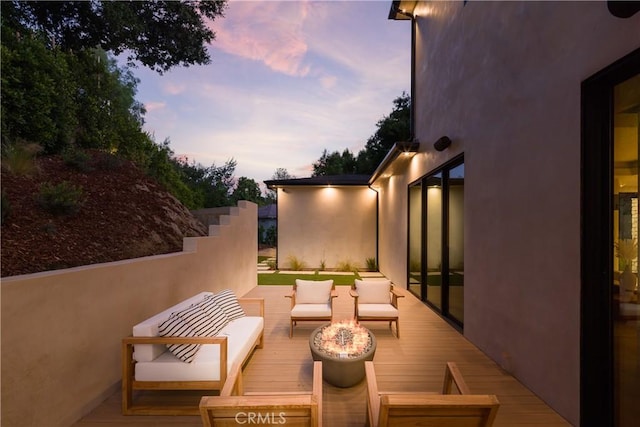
[355, 279, 391, 304]
[295, 279, 334, 304]
[358, 304, 398, 318]
[291, 303, 332, 318]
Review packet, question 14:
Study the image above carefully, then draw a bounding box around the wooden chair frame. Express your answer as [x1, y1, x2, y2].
[286, 282, 338, 337]
[200, 360, 323, 427]
[121, 298, 264, 415]
[365, 361, 499, 427]
[350, 284, 404, 338]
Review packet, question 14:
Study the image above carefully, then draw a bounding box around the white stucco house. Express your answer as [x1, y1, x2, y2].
[266, 2, 640, 426]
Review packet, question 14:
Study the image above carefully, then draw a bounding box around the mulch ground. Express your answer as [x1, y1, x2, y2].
[1, 151, 207, 277]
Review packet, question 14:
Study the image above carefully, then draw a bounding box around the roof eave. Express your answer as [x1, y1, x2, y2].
[388, 0, 418, 20]
[368, 140, 420, 185]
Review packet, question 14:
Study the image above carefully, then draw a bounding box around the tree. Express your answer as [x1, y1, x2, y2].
[312, 148, 357, 176]
[2, 0, 227, 73]
[232, 177, 262, 205]
[272, 168, 295, 181]
[174, 158, 237, 208]
[309, 93, 411, 176]
[356, 93, 411, 174]
[263, 168, 294, 204]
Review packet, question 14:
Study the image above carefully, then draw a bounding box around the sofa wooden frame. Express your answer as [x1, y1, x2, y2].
[121, 297, 264, 415]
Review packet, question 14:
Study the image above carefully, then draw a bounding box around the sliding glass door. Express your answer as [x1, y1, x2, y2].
[582, 48, 639, 427]
[612, 73, 639, 427]
[407, 157, 464, 327]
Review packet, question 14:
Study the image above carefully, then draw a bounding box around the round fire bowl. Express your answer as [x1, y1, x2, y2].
[309, 323, 377, 388]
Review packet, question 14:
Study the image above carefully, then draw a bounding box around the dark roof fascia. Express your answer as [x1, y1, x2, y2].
[388, 0, 417, 20]
[368, 140, 420, 185]
[265, 174, 371, 190]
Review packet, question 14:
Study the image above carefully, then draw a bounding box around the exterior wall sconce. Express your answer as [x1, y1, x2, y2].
[434, 136, 452, 151]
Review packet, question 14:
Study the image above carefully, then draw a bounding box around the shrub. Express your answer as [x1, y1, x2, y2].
[95, 151, 126, 171]
[286, 255, 306, 271]
[336, 259, 359, 272]
[365, 257, 378, 271]
[36, 181, 85, 215]
[266, 259, 277, 270]
[264, 226, 277, 247]
[1, 142, 41, 176]
[62, 148, 93, 172]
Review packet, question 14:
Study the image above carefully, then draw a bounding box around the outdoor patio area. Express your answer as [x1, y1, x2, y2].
[73, 285, 571, 426]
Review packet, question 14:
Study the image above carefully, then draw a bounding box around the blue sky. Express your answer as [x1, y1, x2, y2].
[132, 0, 411, 185]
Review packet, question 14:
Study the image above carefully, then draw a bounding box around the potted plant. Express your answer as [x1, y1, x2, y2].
[615, 238, 638, 295]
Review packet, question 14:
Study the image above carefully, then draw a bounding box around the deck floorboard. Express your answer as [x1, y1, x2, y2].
[73, 285, 571, 426]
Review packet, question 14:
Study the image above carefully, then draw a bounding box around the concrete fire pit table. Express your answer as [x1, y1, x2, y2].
[309, 320, 377, 387]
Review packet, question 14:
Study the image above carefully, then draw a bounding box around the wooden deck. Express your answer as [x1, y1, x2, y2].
[73, 285, 571, 426]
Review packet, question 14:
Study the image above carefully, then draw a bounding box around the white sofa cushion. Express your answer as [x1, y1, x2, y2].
[291, 303, 332, 318]
[355, 279, 391, 304]
[208, 289, 246, 321]
[135, 316, 264, 382]
[295, 279, 334, 304]
[357, 304, 398, 318]
[132, 292, 213, 362]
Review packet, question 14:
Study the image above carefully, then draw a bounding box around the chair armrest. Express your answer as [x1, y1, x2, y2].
[312, 361, 323, 427]
[390, 287, 404, 307]
[330, 289, 339, 299]
[365, 361, 380, 427]
[349, 289, 359, 299]
[285, 290, 296, 307]
[390, 287, 404, 298]
[239, 297, 265, 317]
[442, 362, 471, 395]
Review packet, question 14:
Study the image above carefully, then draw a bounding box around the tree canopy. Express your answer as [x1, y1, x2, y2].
[1, 2, 274, 211]
[312, 93, 411, 176]
[1, 0, 227, 73]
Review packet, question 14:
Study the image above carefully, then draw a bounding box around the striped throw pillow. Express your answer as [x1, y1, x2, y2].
[209, 289, 246, 321]
[158, 302, 229, 363]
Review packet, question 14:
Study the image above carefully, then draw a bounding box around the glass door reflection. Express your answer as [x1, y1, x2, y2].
[448, 164, 464, 323]
[426, 172, 443, 310]
[408, 182, 423, 299]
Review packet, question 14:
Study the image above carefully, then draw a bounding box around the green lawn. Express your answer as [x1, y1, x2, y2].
[258, 271, 359, 286]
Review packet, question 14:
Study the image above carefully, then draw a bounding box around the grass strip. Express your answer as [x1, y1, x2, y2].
[258, 271, 359, 286]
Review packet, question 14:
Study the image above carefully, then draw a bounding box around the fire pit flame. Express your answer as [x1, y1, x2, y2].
[314, 320, 372, 358]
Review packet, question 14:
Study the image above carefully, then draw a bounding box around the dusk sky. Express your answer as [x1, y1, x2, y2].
[132, 0, 411, 186]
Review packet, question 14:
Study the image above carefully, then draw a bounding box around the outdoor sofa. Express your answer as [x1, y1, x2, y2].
[121, 290, 264, 415]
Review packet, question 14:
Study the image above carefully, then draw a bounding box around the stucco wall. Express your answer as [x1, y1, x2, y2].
[276, 186, 377, 270]
[1, 201, 257, 427]
[375, 2, 640, 425]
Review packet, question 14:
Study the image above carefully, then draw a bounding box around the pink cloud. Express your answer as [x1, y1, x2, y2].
[210, 1, 312, 77]
[163, 82, 186, 95]
[144, 101, 166, 112]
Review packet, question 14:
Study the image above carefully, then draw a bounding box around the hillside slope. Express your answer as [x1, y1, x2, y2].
[1, 151, 208, 277]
